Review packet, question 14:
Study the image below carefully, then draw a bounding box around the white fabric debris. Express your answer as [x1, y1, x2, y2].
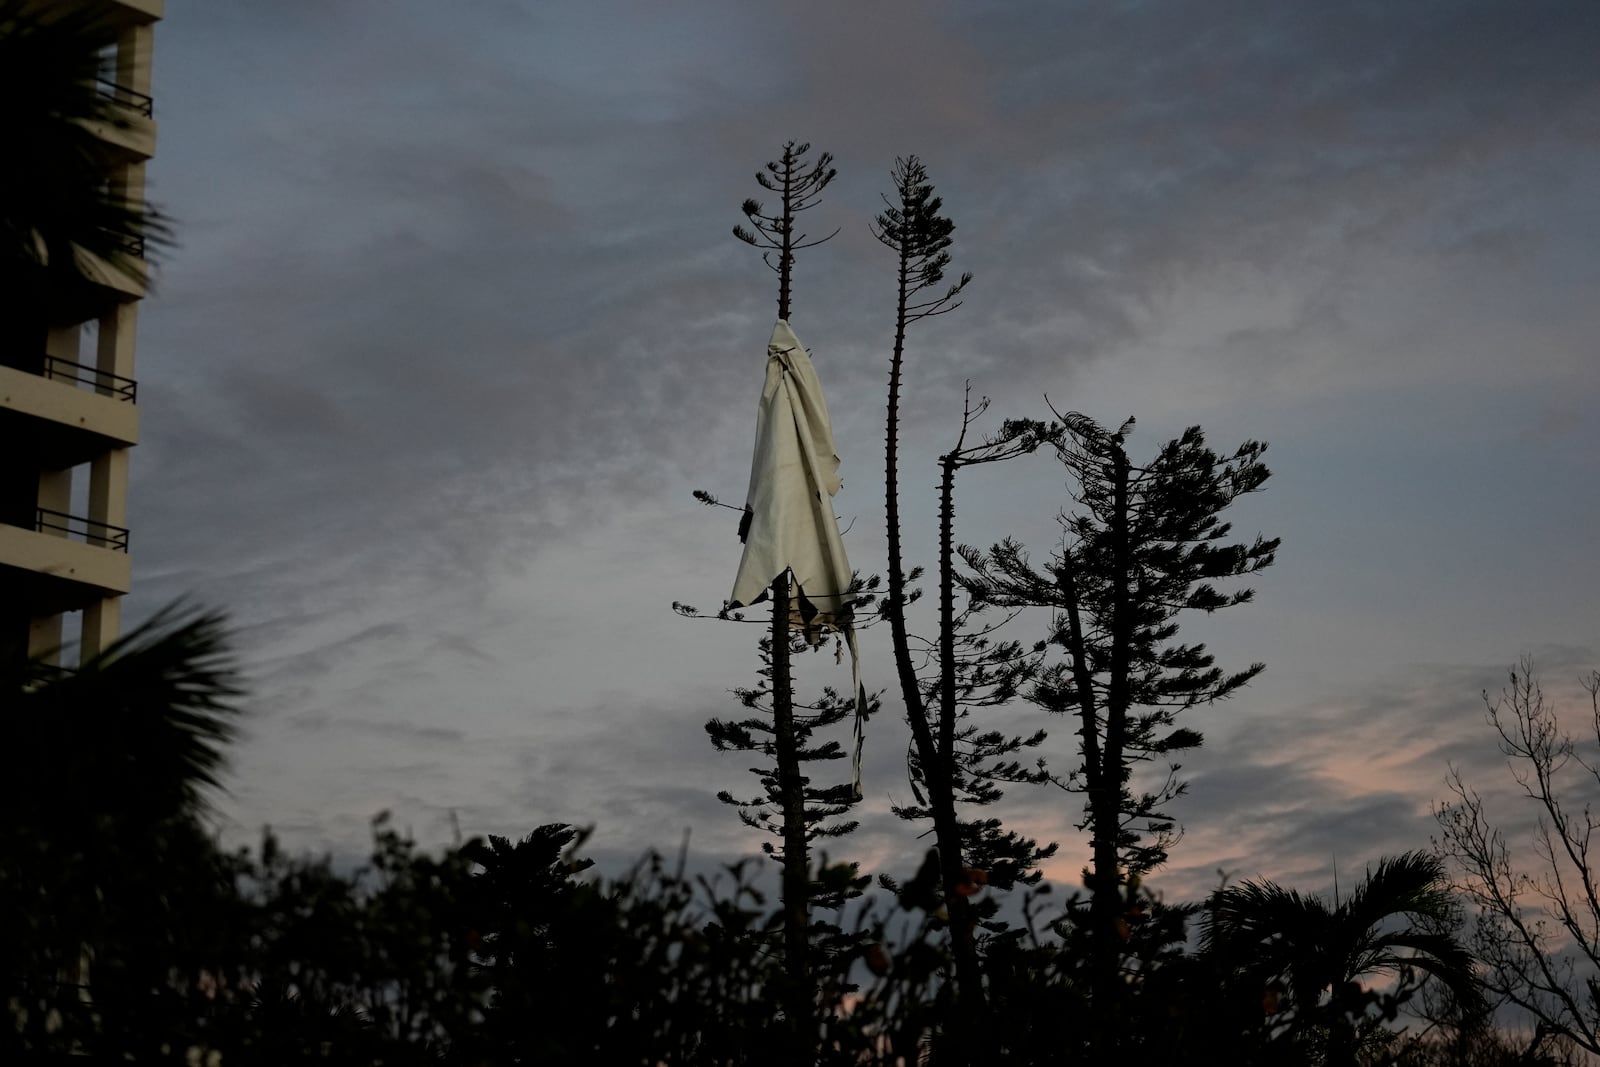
[729, 319, 867, 792]
[730, 320, 854, 624]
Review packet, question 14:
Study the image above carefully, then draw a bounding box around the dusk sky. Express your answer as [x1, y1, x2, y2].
[126, 1, 1598, 901]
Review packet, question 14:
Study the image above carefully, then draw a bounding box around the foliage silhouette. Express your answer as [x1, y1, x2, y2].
[961, 411, 1279, 1054]
[3, 607, 243, 1059]
[882, 391, 1062, 948]
[2, 614, 1514, 1066]
[1435, 659, 1600, 1060]
[1202, 851, 1483, 1067]
[871, 155, 990, 1033]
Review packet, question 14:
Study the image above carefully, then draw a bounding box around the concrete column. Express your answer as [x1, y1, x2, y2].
[108, 158, 146, 225]
[80, 597, 122, 661]
[109, 158, 147, 293]
[97, 302, 138, 386]
[82, 449, 132, 661]
[88, 448, 130, 544]
[40, 327, 76, 532]
[117, 24, 155, 96]
[33, 462, 72, 665]
[78, 24, 155, 667]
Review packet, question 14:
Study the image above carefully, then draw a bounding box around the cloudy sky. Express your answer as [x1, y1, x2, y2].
[125, 0, 1598, 901]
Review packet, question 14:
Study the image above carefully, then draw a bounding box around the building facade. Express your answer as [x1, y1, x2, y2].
[1, 0, 162, 663]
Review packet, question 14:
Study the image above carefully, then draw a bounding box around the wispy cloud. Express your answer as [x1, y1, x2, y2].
[127, 1, 1600, 885]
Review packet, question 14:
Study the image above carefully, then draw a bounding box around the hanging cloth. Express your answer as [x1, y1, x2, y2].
[729, 320, 868, 794]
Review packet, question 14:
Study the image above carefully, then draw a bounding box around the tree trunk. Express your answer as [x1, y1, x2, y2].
[883, 266, 982, 1058]
[767, 142, 811, 1061]
[770, 570, 811, 1053]
[1089, 444, 1132, 1060]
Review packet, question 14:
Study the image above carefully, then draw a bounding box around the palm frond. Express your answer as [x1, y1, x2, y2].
[7, 604, 242, 823]
[1203, 851, 1482, 1045]
[0, 1, 172, 298]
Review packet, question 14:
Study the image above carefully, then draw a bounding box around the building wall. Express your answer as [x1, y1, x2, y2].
[1, 0, 162, 664]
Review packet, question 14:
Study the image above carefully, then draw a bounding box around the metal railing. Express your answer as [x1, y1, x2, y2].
[24, 662, 77, 686]
[34, 508, 130, 553]
[41, 354, 138, 402]
[96, 77, 153, 118]
[106, 230, 146, 260]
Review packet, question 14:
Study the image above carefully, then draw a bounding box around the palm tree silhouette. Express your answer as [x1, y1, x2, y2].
[1202, 851, 1483, 1067]
[6, 606, 240, 820]
[3, 608, 241, 1055]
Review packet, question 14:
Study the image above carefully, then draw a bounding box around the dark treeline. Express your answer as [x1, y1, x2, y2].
[2, 611, 1584, 1065]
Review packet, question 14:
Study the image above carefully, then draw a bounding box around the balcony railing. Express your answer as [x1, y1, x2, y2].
[106, 230, 146, 260]
[42, 354, 138, 402]
[35, 508, 130, 553]
[96, 77, 153, 119]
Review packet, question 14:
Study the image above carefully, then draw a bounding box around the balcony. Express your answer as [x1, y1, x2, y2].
[101, 0, 164, 26]
[0, 510, 132, 617]
[96, 77, 152, 118]
[34, 508, 129, 552]
[0, 355, 139, 469]
[79, 77, 157, 160]
[71, 237, 146, 302]
[17, 0, 163, 31]
[42, 354, 137, 402]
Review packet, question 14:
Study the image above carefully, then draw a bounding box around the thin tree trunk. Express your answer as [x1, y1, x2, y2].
[767, 144, 811, 1058]
[884, 257, 982, 1055]
[936, 455, 982, 997]
[769, 568, 811, 1048]
[938, 457, 958, 786]
[1089, 445, 1132, 1059]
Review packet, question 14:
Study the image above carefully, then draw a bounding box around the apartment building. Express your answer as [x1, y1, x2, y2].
[1, 0, 162, 662]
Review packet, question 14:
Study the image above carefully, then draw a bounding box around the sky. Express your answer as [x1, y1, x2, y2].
[123, 0, 1599, 903]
